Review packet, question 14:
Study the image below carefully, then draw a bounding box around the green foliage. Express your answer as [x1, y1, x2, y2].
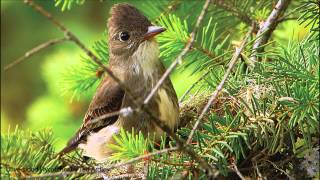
[253, 35, 319, 148]
[60, 39, 109, 100]
[108, 128, 149, 161]
[298, 0, 320, 40]
[55, 0, 85, 11]
[1, 128, 61, 177]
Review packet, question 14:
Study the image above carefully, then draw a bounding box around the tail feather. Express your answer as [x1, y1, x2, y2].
[57, 143, 78, 156]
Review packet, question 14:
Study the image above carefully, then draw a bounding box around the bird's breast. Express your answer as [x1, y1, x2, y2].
[154, 88, 179, 138]
[130, 40, 160, 81]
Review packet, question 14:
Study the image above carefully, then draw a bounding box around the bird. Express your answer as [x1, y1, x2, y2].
[59, 3, 179, 162]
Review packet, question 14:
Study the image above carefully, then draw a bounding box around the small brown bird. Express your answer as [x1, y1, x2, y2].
[59, 3, 179, 161]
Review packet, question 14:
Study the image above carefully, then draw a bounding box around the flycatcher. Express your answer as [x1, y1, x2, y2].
[59, 3, 179, 161]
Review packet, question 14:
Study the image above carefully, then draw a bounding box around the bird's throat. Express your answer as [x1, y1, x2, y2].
[112, 40, 161, 86]
[131, 40, 160, 79]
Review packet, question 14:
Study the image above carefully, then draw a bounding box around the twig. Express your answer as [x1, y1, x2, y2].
[250, 0, 291, 62]
[4, 37, 68, 71]
[186, 24, 255, 144]
[86, 107, 133, 126]
[23, 0, 216, 175]
[231, 163, 246, 180]
[26, 147, 178, 179]
[143, 0, 212, 105]
[264, 159, 293, 179]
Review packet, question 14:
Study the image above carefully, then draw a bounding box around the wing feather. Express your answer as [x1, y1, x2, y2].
[59, 76, 124, 155]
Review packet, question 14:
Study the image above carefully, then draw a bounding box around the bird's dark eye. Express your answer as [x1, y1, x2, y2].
[119, 32, 130, 42]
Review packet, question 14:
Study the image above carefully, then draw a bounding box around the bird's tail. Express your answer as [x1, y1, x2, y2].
[58, 126, 85, 156]
[57, 142, 78, 157]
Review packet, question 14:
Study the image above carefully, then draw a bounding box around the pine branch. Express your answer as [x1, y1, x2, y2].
[250, 0, 291, 63]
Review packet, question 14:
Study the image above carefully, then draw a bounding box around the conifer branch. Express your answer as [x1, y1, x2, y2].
[187, 24, 255, 144]
[250, 0, 291, 63]
[4, 37, 68, 71]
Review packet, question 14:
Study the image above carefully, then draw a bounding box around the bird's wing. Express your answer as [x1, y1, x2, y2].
[59, 76, 125, 155]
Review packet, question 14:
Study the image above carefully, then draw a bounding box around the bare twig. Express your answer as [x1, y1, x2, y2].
[26, 147, 178, 179]
[144, 0, 212, 105]
[86, 107, 133, 126]
[250, 0, 291, 62]
[4, 37, 68, 71]
[186, 24, 255, 144]
[231, 163, 246, 180]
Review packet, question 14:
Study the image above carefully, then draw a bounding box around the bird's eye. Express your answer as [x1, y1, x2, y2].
[119, 32, 130, 42]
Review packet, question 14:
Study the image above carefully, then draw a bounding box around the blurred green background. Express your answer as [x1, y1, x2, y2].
[1, 0, 308, 151]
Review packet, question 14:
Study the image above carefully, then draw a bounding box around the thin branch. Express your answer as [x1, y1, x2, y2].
[4, 37, 68, 71]
[250, 0, 291, 62]
[186, 24, 255, 144]
[231, 163, 246, 180]
[86, 107, 133, 126]
[144, 0, 212, 105]
[26, 147, 178, 179]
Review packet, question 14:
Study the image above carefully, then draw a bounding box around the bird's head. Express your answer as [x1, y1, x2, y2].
[107, 4, 165, 59]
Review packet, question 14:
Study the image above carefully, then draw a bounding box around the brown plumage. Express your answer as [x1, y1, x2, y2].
[59, 3, 179, 161]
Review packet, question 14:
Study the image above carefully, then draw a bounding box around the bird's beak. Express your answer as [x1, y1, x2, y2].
[143, 26, 166, 40]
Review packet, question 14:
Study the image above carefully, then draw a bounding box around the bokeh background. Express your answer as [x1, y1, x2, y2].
[1, 0, 308, 150]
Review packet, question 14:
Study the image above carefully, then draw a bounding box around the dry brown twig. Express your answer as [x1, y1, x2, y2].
[231, 163, 246, 180]
[19, 0, 217, 178]
[4, 37, 69, 71]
